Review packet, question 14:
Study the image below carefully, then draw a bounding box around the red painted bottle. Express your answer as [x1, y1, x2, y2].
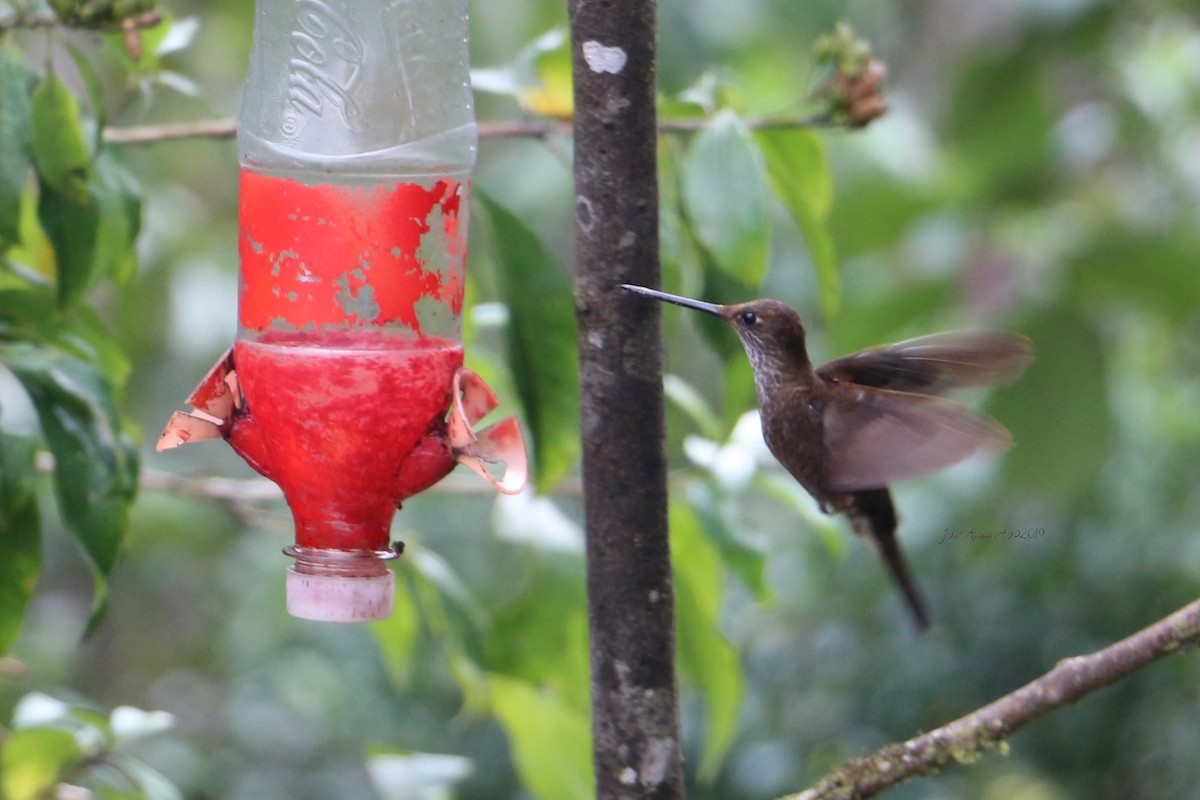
[160, 0, 526, 622]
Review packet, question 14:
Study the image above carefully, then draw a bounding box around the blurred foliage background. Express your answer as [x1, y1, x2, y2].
[2, 0, 1200, 798]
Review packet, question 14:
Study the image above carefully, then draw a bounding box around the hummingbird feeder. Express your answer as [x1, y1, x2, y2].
[158, 0, 527, 622]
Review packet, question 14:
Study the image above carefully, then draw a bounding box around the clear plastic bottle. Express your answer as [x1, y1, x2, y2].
[234, 0, 476, 621]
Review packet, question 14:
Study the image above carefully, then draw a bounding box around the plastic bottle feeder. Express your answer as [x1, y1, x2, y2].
[157, 0, 526, 622]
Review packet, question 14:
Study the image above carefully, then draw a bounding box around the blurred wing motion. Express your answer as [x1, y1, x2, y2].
[823, 387, 1012, 491]
[817, 331, 1033, 394]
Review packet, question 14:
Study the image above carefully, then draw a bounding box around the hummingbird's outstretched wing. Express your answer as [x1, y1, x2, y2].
[817, 331, 1033, 395]
[821, 386, 1012, 491]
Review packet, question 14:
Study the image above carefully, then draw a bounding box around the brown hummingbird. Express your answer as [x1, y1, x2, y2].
[622, 284, 1033, 630]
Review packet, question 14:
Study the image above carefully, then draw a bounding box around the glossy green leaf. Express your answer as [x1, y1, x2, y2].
[29, 72, 91, 199]
[38, 178, 101, 308]
[478, 192, 580, 492]
[990, 305, 1110, 504]
[489, 676, 593, 800]
[670, 493, 744, 780]
[0, 50, 35, 246]
[0, 342, 138, 618]
[0, 434, 41, 653]
[756, 127, 840, 317]
[682, 109, 771, 286]
[1, 727, 82, 800]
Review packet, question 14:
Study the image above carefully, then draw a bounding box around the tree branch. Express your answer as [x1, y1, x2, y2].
[784, 596, 1200, 800]
[101, 114, 835, 146]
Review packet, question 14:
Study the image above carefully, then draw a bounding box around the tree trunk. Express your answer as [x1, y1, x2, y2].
[568, 1, 686, 798]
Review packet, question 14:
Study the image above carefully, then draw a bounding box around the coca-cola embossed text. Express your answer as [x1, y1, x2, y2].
[285, 0, 365, 134]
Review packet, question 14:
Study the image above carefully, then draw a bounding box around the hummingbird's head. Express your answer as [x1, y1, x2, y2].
[620, 285, 813, 386]
[720, 299, 812, 383]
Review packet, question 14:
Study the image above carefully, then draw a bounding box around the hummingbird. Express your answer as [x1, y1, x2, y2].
[622, 284, 1033, 630]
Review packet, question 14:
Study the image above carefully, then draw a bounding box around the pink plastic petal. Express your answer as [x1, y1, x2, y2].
[156, 410, 224, 451]
[157, 348, 242, 452]
[447, 368, 528, 495]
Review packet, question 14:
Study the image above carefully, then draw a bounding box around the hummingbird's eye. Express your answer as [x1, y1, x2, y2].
[740, 311, 758, 326]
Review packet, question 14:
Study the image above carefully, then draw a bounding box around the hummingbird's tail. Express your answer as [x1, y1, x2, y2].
[847, 488, 931, 631]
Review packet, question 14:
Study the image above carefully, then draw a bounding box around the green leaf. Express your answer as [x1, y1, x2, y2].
[0, 284, 132, 390]
[990, 306, 1110, 504]
[489, 676, 593, 800]
[682, 109, 771, 286]
[38, 178, 101, 308]
[92, 152, 142, 285]
[1, 342, 138, 619]
[756, 128, 840, 317]
[29, 72, 91, 199]
[0, 50, 36, 246]
[1, 727, 82, 800]
[670, 494, 744, 780]
[478, 192, 580, 492]
[0, 434, 41, 653]
[65, 43, 107, 153]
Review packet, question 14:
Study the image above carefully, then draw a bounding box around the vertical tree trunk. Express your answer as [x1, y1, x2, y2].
[568, 2, 686, 799]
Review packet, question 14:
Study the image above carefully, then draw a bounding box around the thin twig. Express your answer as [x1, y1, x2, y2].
[103, 118, 237, 144]
[101, 114, 836, 146]
[783, 596, 1200, 800]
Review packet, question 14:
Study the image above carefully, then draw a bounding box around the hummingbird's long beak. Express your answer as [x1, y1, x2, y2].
[620, 284, 724, 317]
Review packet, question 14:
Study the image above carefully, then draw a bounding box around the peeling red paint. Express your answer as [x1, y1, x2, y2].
[238, 171, 467, 332]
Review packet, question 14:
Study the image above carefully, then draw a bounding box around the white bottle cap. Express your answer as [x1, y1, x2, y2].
[285, 567, 395, 622]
